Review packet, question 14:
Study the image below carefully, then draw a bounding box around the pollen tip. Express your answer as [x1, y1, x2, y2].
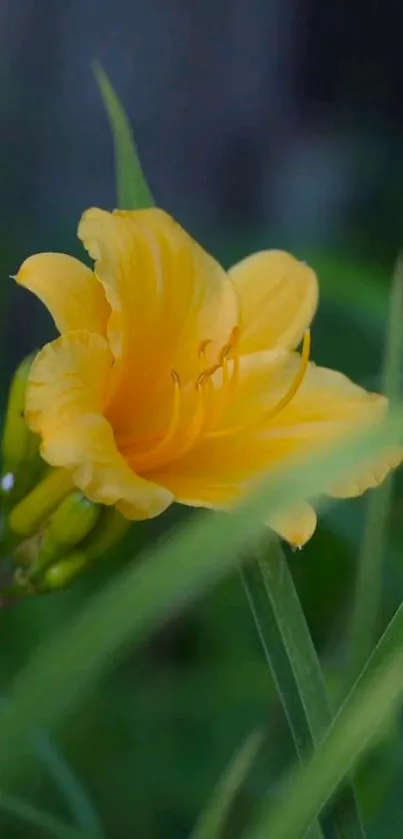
[170, 368, 181, 386]
[230, 325, 240, 344]
[198, 339, 211, 356]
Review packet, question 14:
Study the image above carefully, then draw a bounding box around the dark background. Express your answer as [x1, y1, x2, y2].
[1, 2, 403, 837]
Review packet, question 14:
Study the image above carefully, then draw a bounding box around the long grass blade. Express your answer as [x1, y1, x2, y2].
[347, 256, 403, 685]
[190, 730, 263, 839]
[0, 696, 104, 838]
[0, 790, 87, 839]
[247, 652, 403, 839]
[241, 541, 364, 838]
[35, 731, 105, 838]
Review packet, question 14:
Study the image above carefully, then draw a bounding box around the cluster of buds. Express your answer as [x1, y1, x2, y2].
[0, 355, 130, 601]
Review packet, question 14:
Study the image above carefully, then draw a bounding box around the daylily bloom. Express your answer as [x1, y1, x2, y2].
[15, 208, 401, 547]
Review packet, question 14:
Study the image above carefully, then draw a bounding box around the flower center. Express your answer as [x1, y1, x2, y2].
[126, 327, 240, 471]
[121, 328, 310, 470]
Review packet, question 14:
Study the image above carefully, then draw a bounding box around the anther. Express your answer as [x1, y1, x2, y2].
[196, 363, 220, 389]
[198, 339, 212, 366]
[170, 368, 181, 387]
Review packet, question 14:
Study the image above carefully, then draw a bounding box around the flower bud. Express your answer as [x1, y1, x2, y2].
[84, 507, 131, 560]
[36, 490, 101, 570]
[39, 508, 131, 592]
[43, 551, 88, 589]
[1, 354, 42, 502]
[9, 468, 73, 538]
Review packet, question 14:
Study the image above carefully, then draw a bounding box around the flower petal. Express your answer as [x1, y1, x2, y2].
[15, 253, 110, 336]
[145, 352, 401, 530]
[270, 359, 403, 498]
[229, 251, 318, 353]
[26, 331, 173, 520]
[267, 503, 317, 547]
[78, 207, 238, 436]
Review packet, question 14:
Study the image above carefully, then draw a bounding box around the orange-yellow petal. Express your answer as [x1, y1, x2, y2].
[145, 352, 401, 525]
[26, 330, 112, 435]
[42, 414, 173, 520]
[78, 207, 238, 437]
[270, 359, 403, 498]
[26, 331, 173, 520]
[15, 253, 110, 336]
[267, 502, 317, 547]
[229, 251, 318, 353]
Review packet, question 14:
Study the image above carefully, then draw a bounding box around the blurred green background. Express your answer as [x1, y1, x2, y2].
[1, 2, 403, 837]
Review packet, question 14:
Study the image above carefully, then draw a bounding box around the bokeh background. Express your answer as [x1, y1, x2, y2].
[1, 1, 403, 836]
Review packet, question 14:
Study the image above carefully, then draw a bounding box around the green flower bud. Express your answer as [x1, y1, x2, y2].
[43, 551, 88, 589]
[84, 507, 131, 561]
[40, 508, 131, 592]
[9, 468, 73, 538]
[36, 490, 101, 570]
[1, 354, 42, 502]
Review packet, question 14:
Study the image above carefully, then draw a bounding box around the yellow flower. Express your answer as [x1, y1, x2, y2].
[15, 208, 401, 547]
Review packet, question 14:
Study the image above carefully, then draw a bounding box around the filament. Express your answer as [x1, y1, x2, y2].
[131, 369, 181, 467]
[265, 329, 311, 420]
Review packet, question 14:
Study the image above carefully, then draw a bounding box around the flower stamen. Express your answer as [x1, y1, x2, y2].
[198, 339, 212, 370]
[211, 326, 240, 426]
[265, 329, 311, 419]
[130, 369, 182, 467]
[205, 329, 311, 441]
[125, 327, 242, 469]
[174, 376, 207, 457]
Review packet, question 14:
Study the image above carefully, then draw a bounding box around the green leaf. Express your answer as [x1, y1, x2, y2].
[0, 412, 401, 780]
[190, 730, 263, 839]
[347, 256, 403, 685]
[0, 790, 87, 839]
[93, 62, 154, 210]
[241, 542, 364, 838]
[247, 651, 403, 839]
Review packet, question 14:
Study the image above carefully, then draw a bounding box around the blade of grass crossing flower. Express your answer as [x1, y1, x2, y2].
[347, 255, 403, 686]
[247, 651, 403, 839]
[93, 62, 154, 210]
[241, 542, 364, 838]
[190, 730, 263, 839]
[0, 415, 401, 781]
[0, 790, 88, 839]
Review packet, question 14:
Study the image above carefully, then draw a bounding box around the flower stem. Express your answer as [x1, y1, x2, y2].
[240, 538, 365, 838]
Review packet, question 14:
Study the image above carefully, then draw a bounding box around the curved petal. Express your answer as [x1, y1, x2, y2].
[145, 352, 402, 532]
[267, 502, 317, 548]
[229, 250, 318, 354]
[78, 207, 238, 436]
[15, 253, 110, 336]
[26, 331, 173, 520]
[270, 359, 403, 498]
